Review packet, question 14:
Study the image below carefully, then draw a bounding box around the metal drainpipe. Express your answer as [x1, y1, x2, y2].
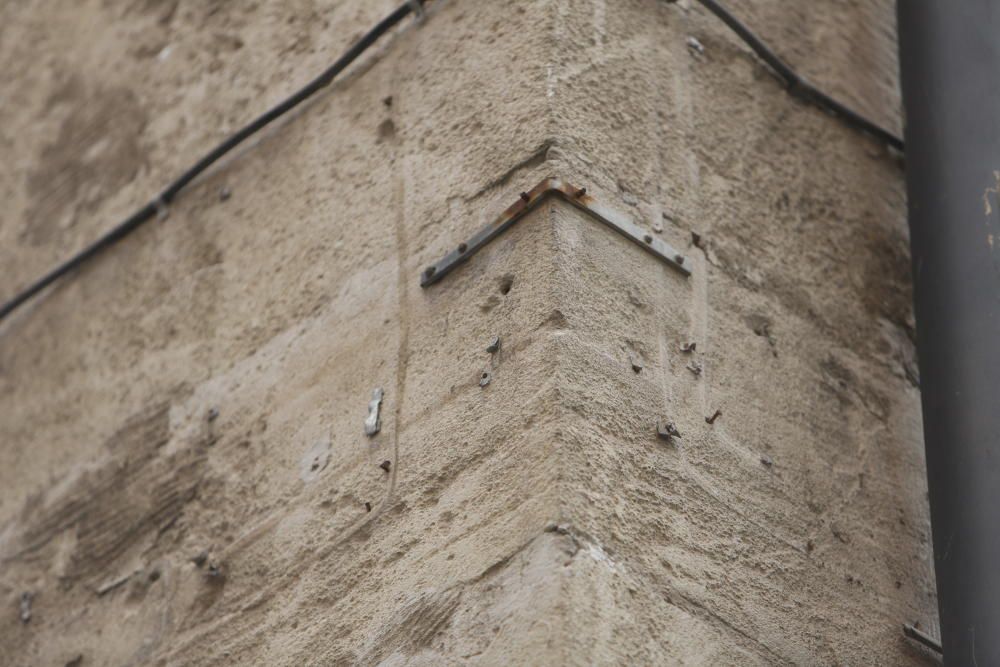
[898, 2, 1000, 664]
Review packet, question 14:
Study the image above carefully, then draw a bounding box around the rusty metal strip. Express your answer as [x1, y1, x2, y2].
[420, 178, 691, 287]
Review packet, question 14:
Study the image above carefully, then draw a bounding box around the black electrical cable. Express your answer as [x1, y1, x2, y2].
[0, 0, 425, 324]
[2, 0, 901, 325]
[687, 0, 904, 152]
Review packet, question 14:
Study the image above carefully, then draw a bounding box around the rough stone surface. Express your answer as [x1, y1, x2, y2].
[0, 1, 937, 665]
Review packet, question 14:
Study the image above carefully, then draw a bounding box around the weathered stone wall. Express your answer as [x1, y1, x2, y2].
[0, 0, 937, 664]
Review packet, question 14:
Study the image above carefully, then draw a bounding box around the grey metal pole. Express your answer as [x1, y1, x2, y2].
[898, 2, 1000, 664]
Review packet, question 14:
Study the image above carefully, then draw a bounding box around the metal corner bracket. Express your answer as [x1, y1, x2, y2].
[420, 177, 691, 287]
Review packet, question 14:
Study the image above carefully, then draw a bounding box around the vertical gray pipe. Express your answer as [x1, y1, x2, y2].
[898, 2, 1000, 664]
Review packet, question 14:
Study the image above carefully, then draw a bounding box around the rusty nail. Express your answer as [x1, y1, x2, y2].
[575, 187, 587, 198]
[706, 409, 722, 424]
[379, 460, 392, 473]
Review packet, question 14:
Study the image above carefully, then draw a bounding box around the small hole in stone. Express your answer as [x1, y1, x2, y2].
[643, 234, 653, 244]
[458, 243, 468, 253]
[149, 570, 161, 582]
[482, 372, 489, 379]
[499, 274, 514, 295]
[311, 460, 320, 471]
